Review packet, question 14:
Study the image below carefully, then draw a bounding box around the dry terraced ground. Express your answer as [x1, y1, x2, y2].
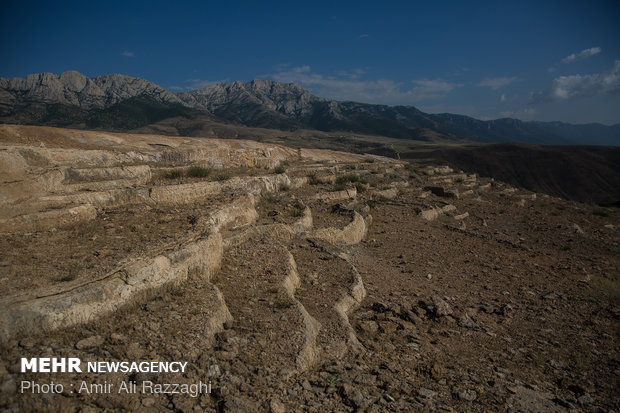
[0, 125, 618, 412]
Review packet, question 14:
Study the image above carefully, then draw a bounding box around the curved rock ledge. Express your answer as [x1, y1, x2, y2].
[198, 193, 259, 233]
[0, 204, 96, 233]
[222, 207, 312, 249]
[311, 211, 370, 245]
[0, 233, 223, 342]
[283, 251, 321, 371]
[333, 258, 367, 353]
[312, 187, 357, 202]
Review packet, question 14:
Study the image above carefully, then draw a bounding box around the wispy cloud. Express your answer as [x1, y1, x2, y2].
[561, 47, 601, 64]
[359, 34, 369, 38]
[531, 60, 620, 103]
[477, 76, 518, 90]
[268, 65, 461, 104]
[499, 108, 536, 120]
[121, 50, 134, 57]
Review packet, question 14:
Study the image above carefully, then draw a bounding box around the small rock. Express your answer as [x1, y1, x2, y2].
[417, 388, 437, 398]
[572, 224, 584, 235]
[207, 364, 221, 377]
[499, 303, 514, 316]
[110, 333, 126, 343]
[426, 273, 432, 280]
[224, 396, 258, 412]
[430, 363, 445, 379]
[217, 329, 236, 341]
[76, 335, 103, 350]
[141, 398, 156, 407]
[459, 389, 477, 401]
[19, 338, 36, 350]
[577, 393, 593, 406]
[1, 378, 16, 394]
[269, 398, 286, 413]
[372, 302, 390, 313]
[301, 379, 312, 391]
[377, 320, 398, 334]
[548, 359, 565, 370]
[430, 295, 452, 317]
[341, 383, 368, 408]
[358, 321, 379, 335]
[458, 314, 477, 329]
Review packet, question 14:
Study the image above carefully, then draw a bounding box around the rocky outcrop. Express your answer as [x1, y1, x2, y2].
[177, 79, 324, 121]
[0, 71, 184, 112]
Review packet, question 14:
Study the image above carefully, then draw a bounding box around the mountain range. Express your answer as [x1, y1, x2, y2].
[1, 70, 619, 146]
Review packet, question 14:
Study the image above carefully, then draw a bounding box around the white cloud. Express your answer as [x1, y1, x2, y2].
[121, 51, 134, 57]
[531, 60, 620, 103]
[268, 65, 462, 104]
[547, 67, 557, 73]
[359, 34, 369, 38]
[499, 93, 518, 103]
[561, 47, 601, 64]
[499, 108, 536, 120]
[477, 77, 518, 90]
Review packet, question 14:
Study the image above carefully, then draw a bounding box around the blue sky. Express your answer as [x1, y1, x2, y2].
[1, 0, 619, 124]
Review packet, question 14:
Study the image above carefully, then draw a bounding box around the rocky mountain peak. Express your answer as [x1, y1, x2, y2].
[0, 71, 183, 111]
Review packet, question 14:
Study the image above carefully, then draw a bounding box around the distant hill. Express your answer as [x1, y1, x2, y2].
[403, 143, 620, 206]
[1, 71, 619, 145]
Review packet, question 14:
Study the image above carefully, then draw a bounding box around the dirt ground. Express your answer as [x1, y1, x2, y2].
[0, 158, 618, 412]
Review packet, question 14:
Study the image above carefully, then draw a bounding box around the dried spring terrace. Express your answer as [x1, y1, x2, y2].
[0, 125, 618, 412]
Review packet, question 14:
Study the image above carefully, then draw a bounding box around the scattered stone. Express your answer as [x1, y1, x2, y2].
[75, 335, 103, 350]
[454, 212, 469, 220]
[1, 378, 16, 394]
[548, 359, 564, 370]
[458, 314, 478, 329]
[224, 396, 259, 412]
[430, 362, 445, 379]
[459, 389, 477, 401]
[19, 337, 36, 349]
[358, 321, 379, 335]
[372, 302, 390, 313]
[507, 386, 563, 412]
[341, 383, 367, 408]
[499, 303, 514, 316]
[572, 224, 584, 235]
[430, 295, 453, 317]
[269, 398, 286, 413]
[207, 364, 221, 377]
[301, 379, 312, 391]
[577, 393, 593, 406]
[377, 320, 398, 334]
[110, 333, 126, 343]
[141, 398, 156, 407]
[417, 388, 437, 399]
